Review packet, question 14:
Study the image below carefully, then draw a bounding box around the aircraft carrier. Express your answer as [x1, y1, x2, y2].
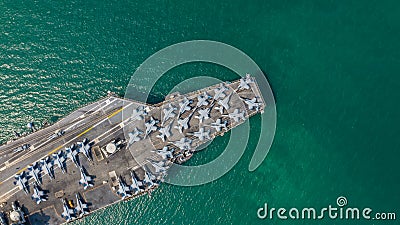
[0, 75, 265, 225]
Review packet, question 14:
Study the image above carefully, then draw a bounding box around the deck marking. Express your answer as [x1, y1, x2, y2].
[46, 145, 63, 156]
[64, 97, 117, 132]
[76, 127, 93, 138]
[16, 167, 27, 175]
[107, 107, 124, 119]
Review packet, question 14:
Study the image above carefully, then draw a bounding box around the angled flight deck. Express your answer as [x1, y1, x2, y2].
[0, 75, 265, 225]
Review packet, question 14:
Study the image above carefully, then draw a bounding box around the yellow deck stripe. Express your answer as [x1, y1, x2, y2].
[107, 107, 123, 119]
[76, 127, 93, 138]
[46, 145, 63, 156]
[16, 167, 27, 175]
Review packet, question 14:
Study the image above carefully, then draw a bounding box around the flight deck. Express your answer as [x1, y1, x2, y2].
[0, 75, 265, 225]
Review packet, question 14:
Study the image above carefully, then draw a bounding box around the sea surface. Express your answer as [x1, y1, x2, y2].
[1, 1, 400, 224]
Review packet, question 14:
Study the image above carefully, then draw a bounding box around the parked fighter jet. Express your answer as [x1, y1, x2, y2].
[192, 127, 211, 141]
[172, 138, 192, 151]
[152, 146, 173, 160]
[208, 118, 228, 132]
[175, 116, 191, 133]
[237, 78, 250, 90]
[78, 167, 93, 190]
[131, 106, 147, 121]
[144, 117, 159, 138]
[75, 193, 89, 218]
[130, 172, 141, 195]
[66, 145, 80, 167]
[14, 172, 29, 195]
[142, 170, 156, 188]
[213, 83, 228, 100]
[116, 177, 131, 200]
[31, 185, 47, 204]
[178, 97, 193, 116]
[40, 157, 54, 180]
[128, 127, 143, 145]
[244, 97, 262, 111]
[237, 74, 253, 90]
[196, 92, 211, 107]
[48, 130, 65, 140]
[224, 109, 245, 123]
[13, 144, 30, 153]
[77, 138, 92, 161]
[156, 123, 172, 142]
[52, 151, 66, 173]
[195, 108, 210, 124]
[61, 199, 76, 222]
[216, 93, 232, 114]
[28, 162, 42, 185]
[147, 160, 168, 173]
[162, 104, 177, 125]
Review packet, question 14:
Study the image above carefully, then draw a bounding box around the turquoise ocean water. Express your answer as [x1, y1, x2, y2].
[1, 1, 399, 224]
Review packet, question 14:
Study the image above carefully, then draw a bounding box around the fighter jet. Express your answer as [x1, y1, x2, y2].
[13, 144, 30, 153]
[237, 78, 250, 90]
[77, 138, 92, 161]
[144, 117, 159, 138]
[52, 151, 66, 173]
[78, 167, 93, 190]
[61, 199, 76, 222]
[147, 160, 168, 174]
[216, 93, 232, 114]
[75, 193, 89, 218]
[237, 74, 253, 90]
[213, 83, 228, 100]
[151, 146, 173, 160]
[31, 185, 47, 204]
[224, 109, 245, 123]
[175, 116, 191, 133]
[244, 97, 262, 111]
[65, 145, 80, 167]
[172, 138, 192, 151]
[196, 92, 211, 107]
[208, 118, 228, 132]
[116, 177, 131, 200]
[156, 123, 172, 142]
[130, 172, 141, 195]
[162, 104, 177, 125]
[128, 127, 143, 145]
[14, 172, 29, 195]
[48, 130, 65, 140]
[28, 162, 42, 185]
[195, 108, 210, 124]
[178, 97, 193, 116]
[131, 106, 147, 121]
[192, 127, 211, 141]
[40, 157, 54, 180]
[142, 170, 156, 188]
